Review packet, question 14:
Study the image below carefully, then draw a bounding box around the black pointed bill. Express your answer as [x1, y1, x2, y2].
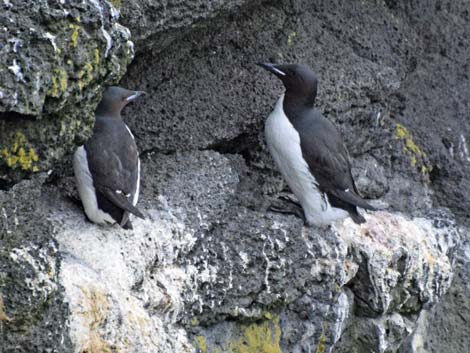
[256, 62, 286, 77]
[126, 91, 146, 102]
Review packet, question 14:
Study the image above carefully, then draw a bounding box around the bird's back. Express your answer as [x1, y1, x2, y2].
[85, 115, 140, 226]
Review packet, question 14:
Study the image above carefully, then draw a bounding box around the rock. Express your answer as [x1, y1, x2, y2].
[0, 151, 460, 353]
[1, 0, 470, 352]
[119, 0, 255, 52]
[188, 211, 458, 353]
[0, 151, 240, 353]
[352, 155, 389, 199]
[404, 227, 470, 353]
[0, 0, 134, 186]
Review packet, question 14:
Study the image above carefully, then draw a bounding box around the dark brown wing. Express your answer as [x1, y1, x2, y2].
[293, 109, 375, 211]
[85, 116, 143, 224]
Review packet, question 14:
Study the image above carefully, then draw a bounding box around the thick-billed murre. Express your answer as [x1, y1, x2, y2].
[73, 86, 145, 229]
[258, 63, 375, 226]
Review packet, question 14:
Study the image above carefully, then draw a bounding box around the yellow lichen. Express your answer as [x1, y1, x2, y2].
[78, 62, 94, 90]
[81, 333, 112, 353]
[50, 76, 59, 97]
[315, 323, 328, 353]
[194, 336, 208, 353]
[1, 132, 39, 171]
[395, 123, 432, 175]
[421, 165, 432, 175]
[227, 316, 282, 353]
[70, 23, 80, 48]
[49, 69, 68, 97]
[109, 0, 122, 9]
[58, 69, 68, 92]
[0, 295, 12, 322]
[94, 48, 101, 67]
[78, 287, 112, 353]
[287, 31, 297, 46]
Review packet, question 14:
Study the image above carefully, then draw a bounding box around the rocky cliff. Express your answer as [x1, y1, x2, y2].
[1, 1, 469, 353]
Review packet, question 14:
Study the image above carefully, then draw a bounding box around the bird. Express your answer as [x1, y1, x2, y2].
[73, 86, 145, 229]
[257, 63, 376, 226]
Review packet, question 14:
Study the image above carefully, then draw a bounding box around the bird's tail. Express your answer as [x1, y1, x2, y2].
[348, 209, 366, 224]
[333, 189, 377, 211]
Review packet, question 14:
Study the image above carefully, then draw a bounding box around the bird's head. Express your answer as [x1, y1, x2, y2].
[96, 86, 146, 117]
[257, 63, 318, 104]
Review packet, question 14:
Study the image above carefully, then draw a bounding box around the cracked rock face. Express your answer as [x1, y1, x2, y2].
[1, 0, 470, 352]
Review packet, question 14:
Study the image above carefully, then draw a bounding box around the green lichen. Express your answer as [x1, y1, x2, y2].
[194, 336, 208, 353]
[78, 62, 94, 91]
[227, 316, 282, 353]
[287, 31, 297, 46]
[1, 132, 39, 172]
[94, 48, 101, 67]
[395, 123, 432, 175]
[69, 23, 80, 48]
[109, 0, 122, 8]
[49, 69, 68, 97]
[315, 324, 327, 353]
[264, 312, 273, 320]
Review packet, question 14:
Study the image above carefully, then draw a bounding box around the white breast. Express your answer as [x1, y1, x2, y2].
[73, 146, 116, 225]
[264, 95, 348, 226]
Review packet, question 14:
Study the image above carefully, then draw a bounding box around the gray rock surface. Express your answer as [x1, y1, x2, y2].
[0, 152, 461, 353]
[0, 0, 133, 186]
[1, 0, 470, 352]
[119, 0, 255, 52]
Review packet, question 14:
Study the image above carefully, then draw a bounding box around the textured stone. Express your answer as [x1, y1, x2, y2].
[187, 211, 458, 353]
[1, 0, 470, 352]
[0, 0, 133, 186]
[119, 0, 253, 52]
[0, 153, 460, 353]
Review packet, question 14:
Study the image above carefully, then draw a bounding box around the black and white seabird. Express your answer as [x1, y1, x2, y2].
[73, 86, 145, 229]
[257, 63, 375, 226]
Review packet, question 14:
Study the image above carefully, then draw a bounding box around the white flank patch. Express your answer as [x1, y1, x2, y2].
[459, 134, 470, 163]
[265, 95, 348, 226]
[125, 124, 135, 140]
[73, 146, 116, 225]
[134, 158, 140, 206]
[123, 124, 140, 206]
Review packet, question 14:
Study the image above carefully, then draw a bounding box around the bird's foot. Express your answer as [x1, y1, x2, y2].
[67, 194, 83, 209]
[268, 198, 306, 224]
[277, 192, 301, 208]
[262, 175, 286, 195]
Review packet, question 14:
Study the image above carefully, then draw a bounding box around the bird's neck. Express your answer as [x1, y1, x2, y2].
[283, 92, 315, 119]
[95, 107, 122, 119]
